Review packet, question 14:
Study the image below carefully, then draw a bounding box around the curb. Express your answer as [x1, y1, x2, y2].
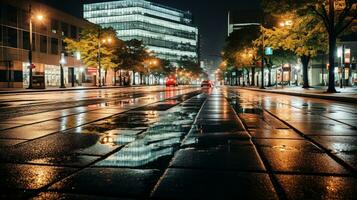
[233, 87, 357, 104]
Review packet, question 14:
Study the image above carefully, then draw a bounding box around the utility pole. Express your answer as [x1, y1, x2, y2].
[260, 25, 265, 89]
[28, 2, 33, 89]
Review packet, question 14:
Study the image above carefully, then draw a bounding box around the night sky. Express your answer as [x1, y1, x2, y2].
[38, 0, 260, 66]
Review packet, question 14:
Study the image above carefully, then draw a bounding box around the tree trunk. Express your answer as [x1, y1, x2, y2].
[327, 34, 337, 93]
[238, 74, 241, 86]
[268, 67, 272, 86]
[251, 67, 255, 86]
[301, 55, 310, 88]
[230, 72, 233, 86]
[132, 71, 136, 85]
[140, 73, 143, 85]
[246, 68, 250, 86]
[243, 69, 246, 87]
[326, 0, 337, 93]
[113, 70, 117, 86]
[105, 69, 108, 86]
[119, 70, 122, 86]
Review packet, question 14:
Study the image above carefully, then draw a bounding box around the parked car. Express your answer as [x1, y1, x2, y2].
[166, 77, 178, 87]
[201, 80, 212, 87]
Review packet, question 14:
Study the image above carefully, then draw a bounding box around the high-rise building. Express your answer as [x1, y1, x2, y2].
[83, 0, 198, 62]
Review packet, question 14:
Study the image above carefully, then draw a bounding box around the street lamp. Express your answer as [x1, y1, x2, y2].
[260, 25, 266, 89]
[97, 28, 112, 87]
[27, 3, 45, 89]
[279, 20, 293, 27]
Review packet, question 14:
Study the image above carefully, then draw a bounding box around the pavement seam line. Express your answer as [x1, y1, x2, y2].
[225, 91, 288, 200]
[264, 108, 357, 176]
[149, 93, 208, 199]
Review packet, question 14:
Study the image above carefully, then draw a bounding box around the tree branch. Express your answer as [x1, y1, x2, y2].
[309, 5, 330, 31]
[336, 18, 355, 35]
[335, 2, 353, 32]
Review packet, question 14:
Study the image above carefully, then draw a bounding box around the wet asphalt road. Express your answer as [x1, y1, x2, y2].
[0, 86, 356, 199]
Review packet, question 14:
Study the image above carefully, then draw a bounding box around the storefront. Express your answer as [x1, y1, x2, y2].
[44, 65, 69, 87]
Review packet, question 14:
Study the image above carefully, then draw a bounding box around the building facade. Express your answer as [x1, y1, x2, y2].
[83, 0, 198, 62]
[0, 0, 97, 88]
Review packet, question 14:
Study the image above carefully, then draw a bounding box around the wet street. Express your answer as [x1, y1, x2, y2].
[0, 86, 356, 199]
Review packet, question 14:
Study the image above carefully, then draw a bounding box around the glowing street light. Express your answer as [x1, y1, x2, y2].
[279, 20, 293, 27]
[27, 4, 45, 89]
[36, 14, 44, 21]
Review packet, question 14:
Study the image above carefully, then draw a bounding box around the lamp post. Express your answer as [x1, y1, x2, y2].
[27, 3, 44, 89]
[260, 25, 266, 89]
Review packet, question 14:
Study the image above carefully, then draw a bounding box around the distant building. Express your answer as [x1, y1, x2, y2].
[0, 0, 95, 88]
[83, 0, 199, 62]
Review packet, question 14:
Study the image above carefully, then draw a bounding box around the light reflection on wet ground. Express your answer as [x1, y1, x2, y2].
[1, 86, 357, 199]
[223, 87, 357, 199]
[96, 103, 202, 168]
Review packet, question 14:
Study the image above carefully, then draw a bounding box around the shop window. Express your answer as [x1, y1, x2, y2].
[23, 31, 30, 50]
[22, 31, 35, 51]
[40, 35, 47, 53]
[70, 25, 77, 39]
[2, 4, 17, 24]
[21, 9, 30, 27]
[61, 22, 69, 37]
[61, 40, 68, 56]
[3, 26, 17, 48]
[14, 71, 23, 82]
[51, 19, 59, 34]
[51, 38, 58, 54]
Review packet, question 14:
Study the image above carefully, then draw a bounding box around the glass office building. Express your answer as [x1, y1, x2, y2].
[83, 0, 198, 61]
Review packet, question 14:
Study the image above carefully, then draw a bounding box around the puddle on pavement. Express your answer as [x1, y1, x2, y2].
[0, 91, 205, 168]
[94, 94, 206, 169]
[272, 145, 298, 152]
[227, 94, 264, 115]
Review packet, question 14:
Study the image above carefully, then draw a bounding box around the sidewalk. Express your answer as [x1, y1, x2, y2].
[0, 85, 143, 94]
[232, 86, 357, 104]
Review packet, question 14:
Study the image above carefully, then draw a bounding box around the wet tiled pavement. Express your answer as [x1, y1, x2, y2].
[0, 86, 356, 199]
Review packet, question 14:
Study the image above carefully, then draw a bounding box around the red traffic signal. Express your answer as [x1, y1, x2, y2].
[28, 64, 36, 69]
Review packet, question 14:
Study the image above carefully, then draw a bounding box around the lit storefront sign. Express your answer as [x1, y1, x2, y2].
[345, 49, 351, 64]
[265, 47, 273, 56]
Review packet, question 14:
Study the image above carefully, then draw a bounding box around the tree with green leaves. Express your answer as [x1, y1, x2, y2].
[111, 41, 126, 86]
[223, 26, 261, 86]
[261, 0, 356, 92]
[256, 13, 327, 88]
[64, 26, 119, 86]
[115, 39, 149, 85]
[178, 56, 204, 78]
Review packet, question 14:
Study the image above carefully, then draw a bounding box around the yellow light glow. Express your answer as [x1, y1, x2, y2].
[36, 14, 44, 21]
